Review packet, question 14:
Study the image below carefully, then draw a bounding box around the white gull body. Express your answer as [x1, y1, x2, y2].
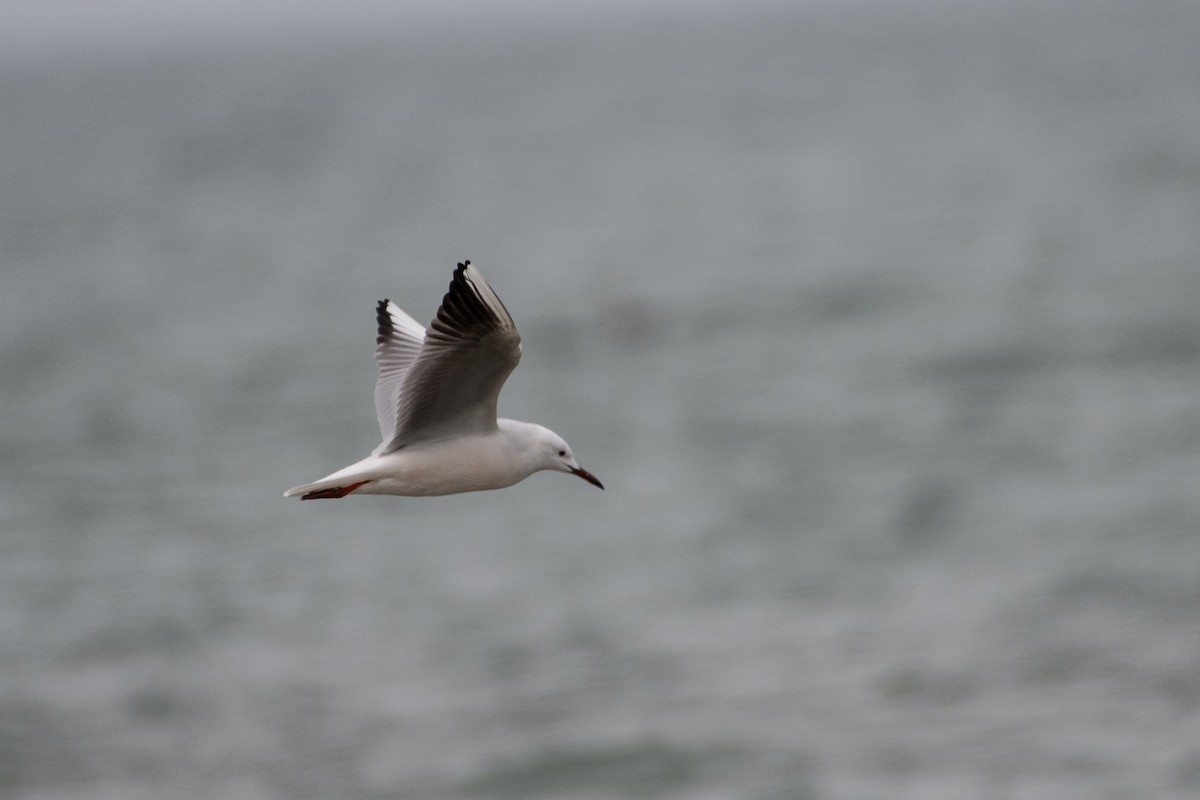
[284, 261, 603, 500]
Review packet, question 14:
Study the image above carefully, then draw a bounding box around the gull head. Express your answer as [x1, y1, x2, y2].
[529, 424, 604, 490]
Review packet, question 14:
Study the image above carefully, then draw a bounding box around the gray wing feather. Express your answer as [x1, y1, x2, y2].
[373, 299, 426, 449]
[377, 261, 521, 453]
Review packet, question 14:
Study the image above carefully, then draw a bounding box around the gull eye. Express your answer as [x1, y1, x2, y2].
[558, 450, 567, 457]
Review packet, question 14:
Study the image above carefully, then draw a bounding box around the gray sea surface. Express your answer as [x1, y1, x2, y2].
[2, 1, 1199, 798]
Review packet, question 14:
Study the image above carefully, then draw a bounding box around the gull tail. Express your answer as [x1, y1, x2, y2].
[285, 480, 371, 500]
[284, 458, 378, 500]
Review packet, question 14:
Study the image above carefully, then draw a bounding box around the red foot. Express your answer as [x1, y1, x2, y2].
[300, 480, 371, 500]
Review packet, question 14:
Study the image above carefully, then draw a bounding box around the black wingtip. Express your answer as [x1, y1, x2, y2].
[376, 298, 392, 345]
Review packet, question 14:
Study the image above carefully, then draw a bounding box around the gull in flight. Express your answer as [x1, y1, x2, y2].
[285, 261, 603, 499]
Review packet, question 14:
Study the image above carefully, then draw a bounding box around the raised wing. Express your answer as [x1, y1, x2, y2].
[376, 261, 522, 453]
[373, 298, 426, 448]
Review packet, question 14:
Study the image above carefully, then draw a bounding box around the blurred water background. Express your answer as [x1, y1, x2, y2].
[2, 1, 1199, 798]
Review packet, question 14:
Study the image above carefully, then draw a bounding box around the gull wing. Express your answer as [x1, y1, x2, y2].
[373, 299, 426, 447]
[376, 261, 522, 453]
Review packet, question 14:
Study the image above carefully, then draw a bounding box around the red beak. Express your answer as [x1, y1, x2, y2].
[571, 466, 604, 490]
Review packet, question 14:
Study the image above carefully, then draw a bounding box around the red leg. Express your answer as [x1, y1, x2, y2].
[300, 480, 371, 500]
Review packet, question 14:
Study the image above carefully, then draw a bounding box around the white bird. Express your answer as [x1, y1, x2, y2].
[284, 261, 603, 500]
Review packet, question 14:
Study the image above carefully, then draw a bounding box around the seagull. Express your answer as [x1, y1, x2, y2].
[285, 261, 603, 500]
